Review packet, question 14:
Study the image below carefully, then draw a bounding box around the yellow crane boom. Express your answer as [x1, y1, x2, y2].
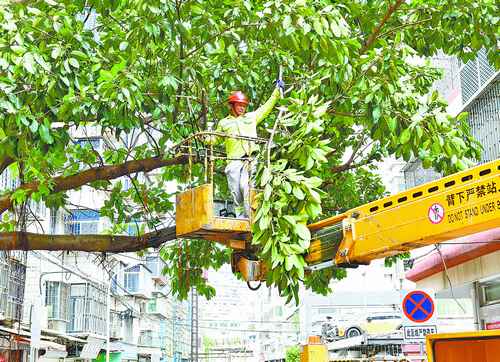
[307, 158, 500, 268]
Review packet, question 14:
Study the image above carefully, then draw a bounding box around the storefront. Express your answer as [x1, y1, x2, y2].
[406, 228, 500, 331]
[0, 326, 30, 362]
[476, 276, 500, 329]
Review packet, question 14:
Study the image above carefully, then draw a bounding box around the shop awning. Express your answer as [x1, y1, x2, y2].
[406, 228, 500, 282]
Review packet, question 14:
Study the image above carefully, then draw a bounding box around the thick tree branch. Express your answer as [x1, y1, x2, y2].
[360, 0, 405, 54]
[0, 155, 188, 214]
[0, 156, 15, 175]
[330, 159, 370, 174]
[331, 138, 366, 173]
[0, 226, 176, 252]
[378, 18, 433, 40]
[330, 150, 378, 174]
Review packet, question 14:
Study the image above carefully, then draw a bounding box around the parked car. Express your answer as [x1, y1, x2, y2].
[339, 314, 402, 338]
[318, 313, 402, 341]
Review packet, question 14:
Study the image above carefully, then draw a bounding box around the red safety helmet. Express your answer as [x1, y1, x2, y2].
[228, 91, 249, 105]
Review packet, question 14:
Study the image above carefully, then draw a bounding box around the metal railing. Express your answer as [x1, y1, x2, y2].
[0, 252, 26, 322]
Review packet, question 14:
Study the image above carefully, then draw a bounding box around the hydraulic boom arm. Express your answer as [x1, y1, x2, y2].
[306, 159, 500, 269]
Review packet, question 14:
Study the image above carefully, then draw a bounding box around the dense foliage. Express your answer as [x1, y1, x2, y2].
[285, 345, 300, 362]
[0, 0, 497, 301]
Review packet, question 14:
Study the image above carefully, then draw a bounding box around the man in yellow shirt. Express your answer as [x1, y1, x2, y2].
[214, 81, 284, 218]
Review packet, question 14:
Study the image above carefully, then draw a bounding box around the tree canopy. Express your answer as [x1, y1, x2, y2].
[0, 0, 497, 302]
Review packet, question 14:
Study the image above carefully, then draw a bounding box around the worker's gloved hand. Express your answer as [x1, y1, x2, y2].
[275, 79, 285, 91]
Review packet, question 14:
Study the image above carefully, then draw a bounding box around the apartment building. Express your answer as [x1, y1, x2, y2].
[0, 133, 192, 362]
[404, 49, 499, 188]
[403, 50, 499, 333]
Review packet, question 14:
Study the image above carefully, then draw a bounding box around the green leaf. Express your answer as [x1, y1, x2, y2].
[313, 19, 323, 35]
[122, 87, 131, 102]
[261, 168, 271, 186]
[23, 53, 36, 74]
[119, 42, 129, 51]
[263, 184, 272, 200]
[400, 129, 411, 144]
[282, 215, 296, 226]
[282, 181, 292, 193]
[295, 223, 311, 242]
[387, 117, 397, 132]
[372, 106, 381, 121]
[284, 256, 293, 271]
[29, 120, 39, 133]
[227, 44, 237, 58]
[39, 124, 54, 144]
[259, 214, 270, 230]
[68, 58, 79, 69]
[71, 50, 88, 60]
[292, 186, 304, 200]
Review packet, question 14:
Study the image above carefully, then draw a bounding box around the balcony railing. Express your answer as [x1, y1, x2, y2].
[146, 297, 170, 318]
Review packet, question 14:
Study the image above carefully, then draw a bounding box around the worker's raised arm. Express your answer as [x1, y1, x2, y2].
[254, 87, 281, 125]
[205, 120, 224, 145]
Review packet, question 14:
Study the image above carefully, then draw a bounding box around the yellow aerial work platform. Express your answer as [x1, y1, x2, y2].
[173, 132, 266, 253]
[176, 183, 250, 250]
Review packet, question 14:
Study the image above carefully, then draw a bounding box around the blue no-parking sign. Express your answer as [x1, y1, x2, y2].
[403, 290, 435, 323]
[402, 290, 437, 342]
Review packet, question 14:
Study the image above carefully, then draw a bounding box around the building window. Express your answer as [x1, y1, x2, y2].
[146, 256, 158, 275]
[0, 169, 19, 191]
[49, 208, 58, 234]
[466, 82, 500, 163]
[460, 48, 496, 104]
[147, 298, 157, 313]
[64, 209, 99, 234]
[483, 283, 500, 305]
[124, 315, 134, 343]
[68, 283, 106, 336]
[75, 137, 103, 152]
[0, 254, 26, 322]
[145, 255, 166, 277]
[29, 199, 46, 219]
[45, 281, 69, 321]
[124, 265, 140, 293]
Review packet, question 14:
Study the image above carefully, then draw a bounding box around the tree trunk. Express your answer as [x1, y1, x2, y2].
[0, 154, 188, 214]
[0, 226, 177, 252]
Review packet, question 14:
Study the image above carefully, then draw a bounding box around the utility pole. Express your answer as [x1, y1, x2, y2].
[190, 287, 199, 361]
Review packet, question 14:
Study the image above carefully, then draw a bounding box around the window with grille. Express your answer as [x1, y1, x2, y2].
[45, 281, 69, 321]
[466, 82, 500, 163]
[124, 265, 140, 293]
[0, 255, 9, 316]
[0, 169, 19, 191]
[460, 48, 496, 104]
[29, 199, 46, 219]
[49, 208, 58, 234]
[68, 283, 106, 336]
[147, 298, 158, 313]
[0, 256, 26, 321]
[64, 209, 99, 234]
[403, 160, 442, 189]
[75, 137, 103, 152]
[146, 255, 165, 277]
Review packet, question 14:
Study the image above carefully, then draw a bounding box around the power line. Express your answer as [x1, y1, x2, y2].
[198, 319, 296, 324]
[174, 323, 299, 334]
